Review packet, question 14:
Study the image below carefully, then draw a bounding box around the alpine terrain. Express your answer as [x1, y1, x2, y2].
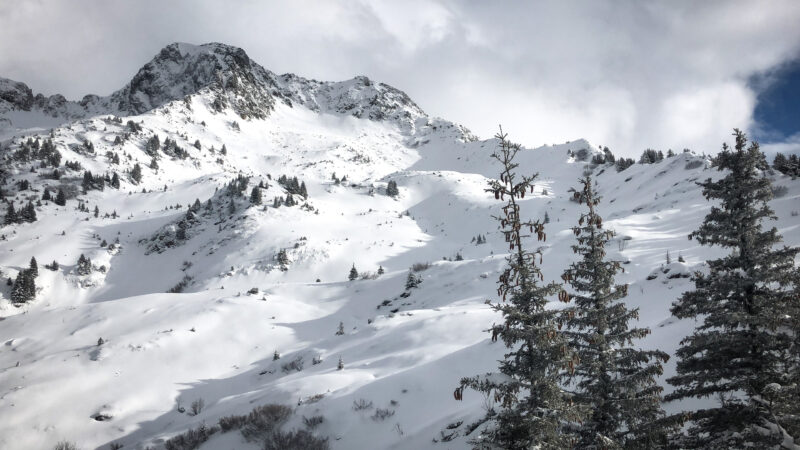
[0, 42, 798, 449]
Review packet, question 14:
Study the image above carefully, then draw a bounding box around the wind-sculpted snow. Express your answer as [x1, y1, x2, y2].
[0, 45, 799, 450]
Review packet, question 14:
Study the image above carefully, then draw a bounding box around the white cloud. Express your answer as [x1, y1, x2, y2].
[1, 0, 799, 156]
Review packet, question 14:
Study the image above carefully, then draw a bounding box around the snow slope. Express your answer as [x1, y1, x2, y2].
[0, 43, 798, 450]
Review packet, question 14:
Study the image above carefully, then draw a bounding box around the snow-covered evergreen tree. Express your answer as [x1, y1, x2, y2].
[348, 264, 358, 281]
[561, 176, 674, 449]
[76, 254, 92, 276]
[667, 130, 800, 447]
[458, 128, 582, 448]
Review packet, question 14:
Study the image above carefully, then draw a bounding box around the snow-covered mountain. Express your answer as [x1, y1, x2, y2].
[0, 43, 797, 450]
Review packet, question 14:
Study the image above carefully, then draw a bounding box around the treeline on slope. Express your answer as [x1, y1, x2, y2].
[455, 128, 799, 449]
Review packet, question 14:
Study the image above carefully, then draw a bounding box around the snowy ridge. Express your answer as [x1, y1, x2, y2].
[0, 43, 798, 450]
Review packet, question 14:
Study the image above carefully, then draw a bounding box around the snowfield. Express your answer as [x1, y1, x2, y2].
[0, 43, 798, 450]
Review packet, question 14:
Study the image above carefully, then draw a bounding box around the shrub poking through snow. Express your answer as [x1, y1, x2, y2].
[241, 404, 293, 442]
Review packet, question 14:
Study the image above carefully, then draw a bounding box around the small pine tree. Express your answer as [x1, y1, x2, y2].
[76, 254, 92, 276]
[337, 356, 344, 370]
[336, 322, 345, 336]
[562, 177, 674, 448]
[377, 265, 384, 275]
[29, 257, 38, 278]
[348, 264, 358, 281]
[273, 350, 280, 360]
[55, 188, 67, 206]
[386, 180, 399, 197]
[667, 130, 800, 447]
[131, 163, 142, 184]
[4, 203, 17, 225]
[94, 205, 99, 218]
[404, 272, 421, 290]
[250, 186, 262, 205]
[111, 172, 120, 189]
[42, 189, 51, 201]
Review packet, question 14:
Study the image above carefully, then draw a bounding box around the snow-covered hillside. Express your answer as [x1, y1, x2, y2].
[0, 43, 798, 450]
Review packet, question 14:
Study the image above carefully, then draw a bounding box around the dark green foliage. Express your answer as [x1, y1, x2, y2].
[4, 203, 17, 225]
[377, 265, 384, 275]
[55, 188, 67, 206]
[404, 271, 421, 290]
[277, 249, 289, 270]
[193, 139, 201, 150]
[76, 254, 92, 276]
[226, 174, 249, 196]
[277, 175, 309, 199]
[10, 268, 36, 303]
[18, 201, 36, 223]
[250, 186, 263, 205]
[145, 135, 160, 156]
[348, 264, 358, 281]
[615, 157, 635, 172]
[42, 189, 51, 201]
[459, 129, 582, 448]
[126, 120, 142, 132]
[773, 152, 799, 177]
[639, 149, 664, 164]
[111, 172, 120, 189]
[562, 177, 674, 448]
[667, 129, 800, 447]
[29, 257, 38, 277]
[131, 163, 142, 184]
[386, 180, 399, 197]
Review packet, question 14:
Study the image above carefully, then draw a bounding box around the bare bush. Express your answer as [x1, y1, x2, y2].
[410, 262, 431, 272]
[164, 423, 218, 450]
[371, 408, 395, 421]
[218, 414, 248, 432]
[352, 398, 373, 411]
[189, 398, 205, 416]
[53, 442, 78, 450]
[241, 404, 293, 443]
[281, 356, 304, 373]
[684, 159, 704, 170]
[261, 429, 329, 450]
[303, 415, 324, 429]
[771, 185, 789, 198]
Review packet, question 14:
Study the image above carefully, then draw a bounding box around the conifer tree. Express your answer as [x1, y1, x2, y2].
[4, 203, 17, 225]
[76, 254, 92, 276]
[404, 271, 421, 290]
[131, 163, 142, 184]
[458, 128, 582, 448]
[348, 264, 358, 281]
[250, 186, 262, 205]
[667, 129, 800, 447]
[29, 257, 38, 278]
[386, 180, 399, 197]
[562, 177, 673, 448]
[55, 189, 67, 206]
[111, 172, 120, 189]
[377, 265, 384, 276]
[42, 189, 51, 201]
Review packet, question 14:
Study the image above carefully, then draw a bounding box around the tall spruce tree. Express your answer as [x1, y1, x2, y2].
[562, 177, 674, 449]
[458, 128, 582, 449]
[666, 129, 800, 447]
[348, 264, 358, 281]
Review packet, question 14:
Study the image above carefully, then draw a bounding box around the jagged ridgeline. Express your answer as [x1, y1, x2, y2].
[0, 41, 797, 450]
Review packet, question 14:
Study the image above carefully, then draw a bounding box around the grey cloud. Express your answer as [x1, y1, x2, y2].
[1, 0, 799, 156]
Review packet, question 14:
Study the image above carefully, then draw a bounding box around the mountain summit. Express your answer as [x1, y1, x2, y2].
[1, 42, 428, 134]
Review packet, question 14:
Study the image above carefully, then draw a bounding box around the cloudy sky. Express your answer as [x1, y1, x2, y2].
[2, 0, 799, 156]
